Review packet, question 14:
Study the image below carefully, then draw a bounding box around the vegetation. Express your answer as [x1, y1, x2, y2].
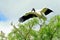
[0, 15, 60, 40]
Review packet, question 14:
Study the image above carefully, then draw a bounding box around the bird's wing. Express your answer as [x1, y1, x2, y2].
[40, 8, 53, 15]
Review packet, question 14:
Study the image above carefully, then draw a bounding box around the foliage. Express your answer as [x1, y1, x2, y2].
[38, 15, 60, 40]
[0, 31, 7, 40]
[8, 17, 39, 40]
[0, 15, 60, 40]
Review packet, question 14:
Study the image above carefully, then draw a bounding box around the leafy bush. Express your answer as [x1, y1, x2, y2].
[0, 15, 60, 40]
[7, 15, 60, 40]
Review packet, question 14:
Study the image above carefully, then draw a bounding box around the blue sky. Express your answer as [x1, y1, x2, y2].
[0, 0, 60, 35]
[0, 12, 7, 22]
[0, 0, 60, 22]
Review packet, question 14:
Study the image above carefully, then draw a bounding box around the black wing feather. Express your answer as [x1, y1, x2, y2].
[44, 8, 53, 15]
[19, 14, 37, 22]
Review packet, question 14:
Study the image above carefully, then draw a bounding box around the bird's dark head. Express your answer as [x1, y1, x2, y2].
[19, 8, 36, 22]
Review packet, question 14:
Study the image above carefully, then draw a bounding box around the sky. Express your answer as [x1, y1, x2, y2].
[0, 0, 60, 35]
